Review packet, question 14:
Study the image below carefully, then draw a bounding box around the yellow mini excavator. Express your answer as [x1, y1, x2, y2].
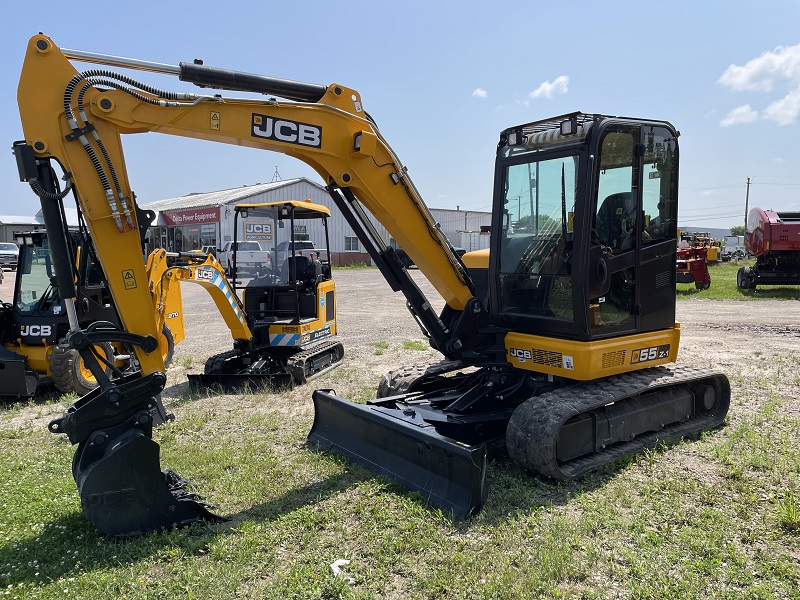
[15, 34, 729, 534]
[149, 201, 343, 392]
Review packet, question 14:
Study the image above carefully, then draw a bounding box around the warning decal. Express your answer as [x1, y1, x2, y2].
[210, 111, 220, 130]
[122, 269, 137, 290]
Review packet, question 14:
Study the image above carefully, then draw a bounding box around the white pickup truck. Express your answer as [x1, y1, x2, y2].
[274, 240, 328, 267]
[216, 241, 271, 276]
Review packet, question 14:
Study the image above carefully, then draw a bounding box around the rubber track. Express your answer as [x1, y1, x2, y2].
[288, 339, 344, 384]
[506, 364, 730, 480]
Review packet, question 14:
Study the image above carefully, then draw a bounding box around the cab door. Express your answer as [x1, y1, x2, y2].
[588, 123, 678, 338]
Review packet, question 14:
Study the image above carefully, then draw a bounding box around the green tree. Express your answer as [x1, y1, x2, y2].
[729, 225, 745, 236]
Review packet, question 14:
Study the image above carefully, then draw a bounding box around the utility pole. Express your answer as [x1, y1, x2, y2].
[743, 176, 751, 234]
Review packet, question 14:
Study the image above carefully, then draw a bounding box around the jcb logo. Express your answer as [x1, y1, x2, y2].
[245, 223, 272, 234]
[195, 268, 215, 281]
[510, 348, 532, 361]
[86, 488, 137, 507]
[20, 325, 52, 337]
[252, 113, 322, 148]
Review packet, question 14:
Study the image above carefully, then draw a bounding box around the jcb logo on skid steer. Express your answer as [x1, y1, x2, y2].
[510, 348, 532, 362]
[252, 113, 322, 148]
[20, 325, 52, 337]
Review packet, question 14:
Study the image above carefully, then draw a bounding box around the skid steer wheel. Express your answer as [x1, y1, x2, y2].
[49, 341, 115, 396]
[159, 324, 175, 368]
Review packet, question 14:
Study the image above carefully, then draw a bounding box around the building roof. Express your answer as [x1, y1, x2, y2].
[0, 215, 40, 225]
[141, 178, 326, 212]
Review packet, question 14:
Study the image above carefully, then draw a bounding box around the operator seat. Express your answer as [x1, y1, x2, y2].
[596, 192, 635, 252]
[283, 256, 311, 286]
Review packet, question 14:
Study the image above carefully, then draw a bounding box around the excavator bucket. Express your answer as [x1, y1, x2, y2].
[74, 425, 220, 535]
[308, 389, 488, 519]
[51, 372, 222, 536]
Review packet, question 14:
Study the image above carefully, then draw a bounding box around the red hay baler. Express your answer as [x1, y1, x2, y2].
[737, 208, 800, 290]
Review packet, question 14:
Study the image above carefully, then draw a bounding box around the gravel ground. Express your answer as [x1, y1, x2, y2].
[2, 267, 799, 413]
[6, 269, 800, 387]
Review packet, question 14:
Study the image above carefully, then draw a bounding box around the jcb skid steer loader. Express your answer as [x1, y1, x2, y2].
[15, 34, 729, 534]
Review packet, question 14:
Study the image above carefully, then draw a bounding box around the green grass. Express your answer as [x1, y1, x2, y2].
[401, 339, 428, 351]
[677, 258, 800, 300]
[369, 341, 389, 356]
[2, 358, 799, 600]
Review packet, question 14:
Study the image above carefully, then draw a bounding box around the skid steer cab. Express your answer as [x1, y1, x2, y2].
[188, 200, 343, 392]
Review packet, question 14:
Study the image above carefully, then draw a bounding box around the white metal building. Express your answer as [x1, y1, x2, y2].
[141, 177, 491, 265]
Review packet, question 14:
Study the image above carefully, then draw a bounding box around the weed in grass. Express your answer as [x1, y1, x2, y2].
[777, 487, 800, 531]
[370, 341, 389, 356]
[177, 355, 195, 369]
[402, 339, 428, 351]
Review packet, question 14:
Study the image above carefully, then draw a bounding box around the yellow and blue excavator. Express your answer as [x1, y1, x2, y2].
[14, 34, 730, 535]
[150, 200, 343, 392]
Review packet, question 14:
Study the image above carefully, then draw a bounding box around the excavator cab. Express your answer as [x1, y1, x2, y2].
[493, 114, 680, 351]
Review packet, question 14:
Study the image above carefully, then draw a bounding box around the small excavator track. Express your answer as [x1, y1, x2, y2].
[506, 364, 730, 480]
[288, 339, 345, 384]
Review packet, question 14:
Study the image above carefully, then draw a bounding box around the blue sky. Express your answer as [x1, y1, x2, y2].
[2, 1, 799, 231]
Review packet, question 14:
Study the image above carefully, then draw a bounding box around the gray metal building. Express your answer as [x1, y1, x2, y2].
[142, 178, 491, 266]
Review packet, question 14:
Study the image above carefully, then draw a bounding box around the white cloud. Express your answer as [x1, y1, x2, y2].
[763, 86, 800, 125]
[718, 44, 800, 127]
[472, 88, 488, 98]
[529, 76, 569, 99]
[773, 157, 785, 163]
[720, 104, 759, 127]
[718, 44, 800, 92]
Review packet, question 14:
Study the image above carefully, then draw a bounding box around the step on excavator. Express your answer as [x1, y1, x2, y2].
[15, 34, 730, 535]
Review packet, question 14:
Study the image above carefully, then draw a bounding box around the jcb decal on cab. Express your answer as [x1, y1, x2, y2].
[252, 114, 322, 148]
[20, 325, 52, 337]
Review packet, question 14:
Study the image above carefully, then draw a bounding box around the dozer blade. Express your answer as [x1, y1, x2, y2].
[187, 372, 294, 394]
[308, 389, 488, 519]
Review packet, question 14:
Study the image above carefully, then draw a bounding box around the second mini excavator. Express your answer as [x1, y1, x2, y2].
[151, 200, 343, 392]
[15, 35, 730, 534]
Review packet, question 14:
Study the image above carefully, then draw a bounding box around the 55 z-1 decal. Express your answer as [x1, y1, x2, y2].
[631, 344, 670, 364]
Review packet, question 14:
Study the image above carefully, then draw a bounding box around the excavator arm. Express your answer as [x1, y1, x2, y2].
[15, 34, 487, 534]
[17, 35, 478, 372]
